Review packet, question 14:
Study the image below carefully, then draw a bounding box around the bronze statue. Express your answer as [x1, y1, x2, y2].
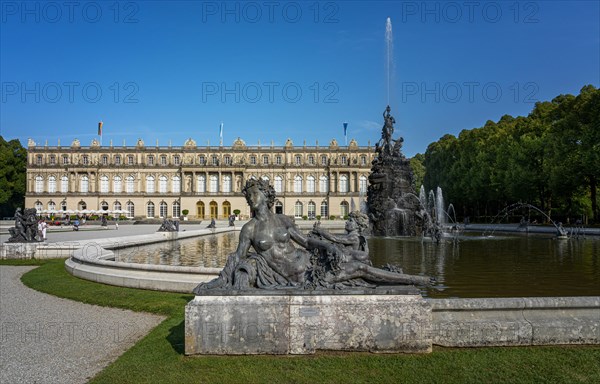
[7, 208, 40, 242]
[193, 179, 431, 293]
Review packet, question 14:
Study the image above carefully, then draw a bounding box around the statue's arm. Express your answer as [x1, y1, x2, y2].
[317, 230, 355, 246]
[232, 223, 253, 260]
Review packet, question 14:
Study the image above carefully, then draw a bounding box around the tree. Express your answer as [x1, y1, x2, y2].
[0, 137, 27, 218]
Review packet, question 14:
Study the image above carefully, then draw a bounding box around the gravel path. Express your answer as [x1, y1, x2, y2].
[0, 266, 165, 384]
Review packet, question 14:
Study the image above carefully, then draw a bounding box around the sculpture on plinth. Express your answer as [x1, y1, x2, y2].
[157, 218, 178, 232]
[367, 106, 423, 236]
[7, 208, 40, 243]
[193, 179, 430, 293]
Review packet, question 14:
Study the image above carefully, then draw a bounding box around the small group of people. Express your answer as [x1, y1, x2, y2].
[37, 219, 48, 241]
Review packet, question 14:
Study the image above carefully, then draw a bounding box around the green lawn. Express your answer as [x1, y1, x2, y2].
[3, 258, 600, 384]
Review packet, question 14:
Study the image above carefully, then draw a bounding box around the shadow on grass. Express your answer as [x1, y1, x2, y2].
[167, 318, 186, 355]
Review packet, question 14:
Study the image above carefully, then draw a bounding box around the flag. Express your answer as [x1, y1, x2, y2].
[98, 121, 103, 136]
[343, 122, 348, 136]
[219, 122, 223, 140]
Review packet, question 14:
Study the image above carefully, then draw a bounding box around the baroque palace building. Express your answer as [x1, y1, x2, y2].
[25, 136, 375, 220]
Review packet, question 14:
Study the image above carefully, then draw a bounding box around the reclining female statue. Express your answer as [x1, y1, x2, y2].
[193, 179, 430, 293]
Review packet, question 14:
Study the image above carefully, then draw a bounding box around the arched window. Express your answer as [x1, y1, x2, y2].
[78, 201, 87, 211]
[209, 175, 218, 193]
[146, 175, 155, 193]
[147, 201, 155, 218]
[222, 175, 232, 193]
[100, 201, 109, 211]
[114, 201, 122, 212]
[294, 201, 303, 218]
[319, 175, 329, 193]
[197, 175, 206, 193]
[223, 201, 231, 217]
[307, 201, 316, 219]
[339, 175, 349, 193]
[159, 201, 168, 218]
[61, 175, 69, 193]
[35, 175, 44, 193]
[172, 201, 181, 218]
[274, 200, 283, 214]
[340, 201, 350, 218]
[359, 175, 368, 194]
[48, 201, 56, 211]
[294, 175, 303, 193]
[274, 176, 283, 193]
[209, 201, 218, 219]
[159, 175, 168, 193]
[80, 175, 89, 193]
[100, 175, 109, 193]
[61, 201, 67, 211]
[172, 175, 181, 193]
[307, 176, 315, 193]
[48, 176, 56, 193]
[113, 176, 122, 193]
[196, 201, 205, 218]
[34, 201, 43, 212]
[126, 201, 135, 218]
[320, 201, 328, 218]
[126, 175, 135, 193]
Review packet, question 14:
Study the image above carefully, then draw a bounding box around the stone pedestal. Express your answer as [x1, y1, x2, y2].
[185, 288, 432, 355]
[0, 243, 39, 259]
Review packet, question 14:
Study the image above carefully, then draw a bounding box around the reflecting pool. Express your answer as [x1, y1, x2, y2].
[115, 232, 600, 298]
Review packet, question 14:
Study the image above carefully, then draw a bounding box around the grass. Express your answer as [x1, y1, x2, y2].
[4, 258, 600, 383]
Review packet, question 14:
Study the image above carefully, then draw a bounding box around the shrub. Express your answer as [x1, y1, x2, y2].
[316, 215, 321, 221]
[329, 215, 335, 220]
[302, 215, 308, 220]
[182, 209, 189, 216]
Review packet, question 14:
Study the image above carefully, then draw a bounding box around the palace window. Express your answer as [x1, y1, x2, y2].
[197, 175, 206, 193]
[339, 174, 349, 193]
[61, 201, 67, 211]
[35, 201, 43, 212]
[113, 176, 122, 193]
[80, 175, 89, 193]
[307, 201, 316, 219]
[295, 155, 301, 165]
[174, 155, 181, 166]
[36, 155, 42, 165]
[126, 175, 135, 193]
[222, 175, 232, 193]
[126, 201, 135, 218]
[159, 202, 168, 218]
[48, 176, 56, 193]
[263, 155, 269, 165]
[274, 176, 283, 193]
[159, 175, 168, 193]
[115, 155, 122, 165]
[48, 201, 56, 211]
[100, 201, 109, 211]
[340, 201, 350, 218]
[198, 155, 206, 165]
[128, 156, 134, 165]
[100, 175, 109, 193]
[146, 175, 155, 193]
[172, 201, 181, 218]
[102, 155, 108, 166]
[340, 155, 348, 165]
[320, 201, 328, 218]
[321, 155, 327, 165]
[147, 202, 155, 218]
[82, 155, 89, 165]
[209, 175, 218, 193]
[250, 156, 256, 165]
[294, 175, 303, 193]
[61, 175, 68, 193]
[294, 201, 303, 218]
[360, 156, 367, 166]
[160, 156, 167, 166]
[276, 156, 282, 165]
[359, 176, 368, 194]
[62, 155, 69, 165]
[319, 175, 329, 193]
[172, 175, 181, 193]
[307, 176, 315, 193]
[211, 156, 219, 165]
[49, 156, 56, 165]
[308, 155, 315, 165]
[114, 201, 122, 212]
[35, 176, 44, 193]
[147, 156, 154, 166]
[224, 156, 231, 166]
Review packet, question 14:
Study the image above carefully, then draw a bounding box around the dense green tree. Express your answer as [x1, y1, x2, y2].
[421, 85, 599, 223]
[0, 136, 27, 218]
[409, 153, 426, 191]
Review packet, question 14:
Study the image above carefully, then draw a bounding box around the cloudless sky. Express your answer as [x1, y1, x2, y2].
[1, 0, 598, 156]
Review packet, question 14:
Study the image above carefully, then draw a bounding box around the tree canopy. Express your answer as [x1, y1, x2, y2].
[0, 136, 27, 218]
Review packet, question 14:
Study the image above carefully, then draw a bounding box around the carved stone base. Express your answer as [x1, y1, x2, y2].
[185, 288, 432, 355]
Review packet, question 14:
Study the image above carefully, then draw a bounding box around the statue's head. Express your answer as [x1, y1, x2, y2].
[242, 178, 276, 209]
[348, 211, 370, 233]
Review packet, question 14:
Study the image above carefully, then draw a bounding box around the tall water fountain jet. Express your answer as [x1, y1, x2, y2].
[385, 17, 394, 105]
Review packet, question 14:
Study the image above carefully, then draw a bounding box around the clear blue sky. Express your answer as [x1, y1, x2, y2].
[1, 0, 598, 157]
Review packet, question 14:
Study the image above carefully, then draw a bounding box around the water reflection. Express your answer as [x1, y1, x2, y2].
[114, 231, 600, 298]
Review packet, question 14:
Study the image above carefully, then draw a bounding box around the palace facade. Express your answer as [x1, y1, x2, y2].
[25, 137, 375, 220]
